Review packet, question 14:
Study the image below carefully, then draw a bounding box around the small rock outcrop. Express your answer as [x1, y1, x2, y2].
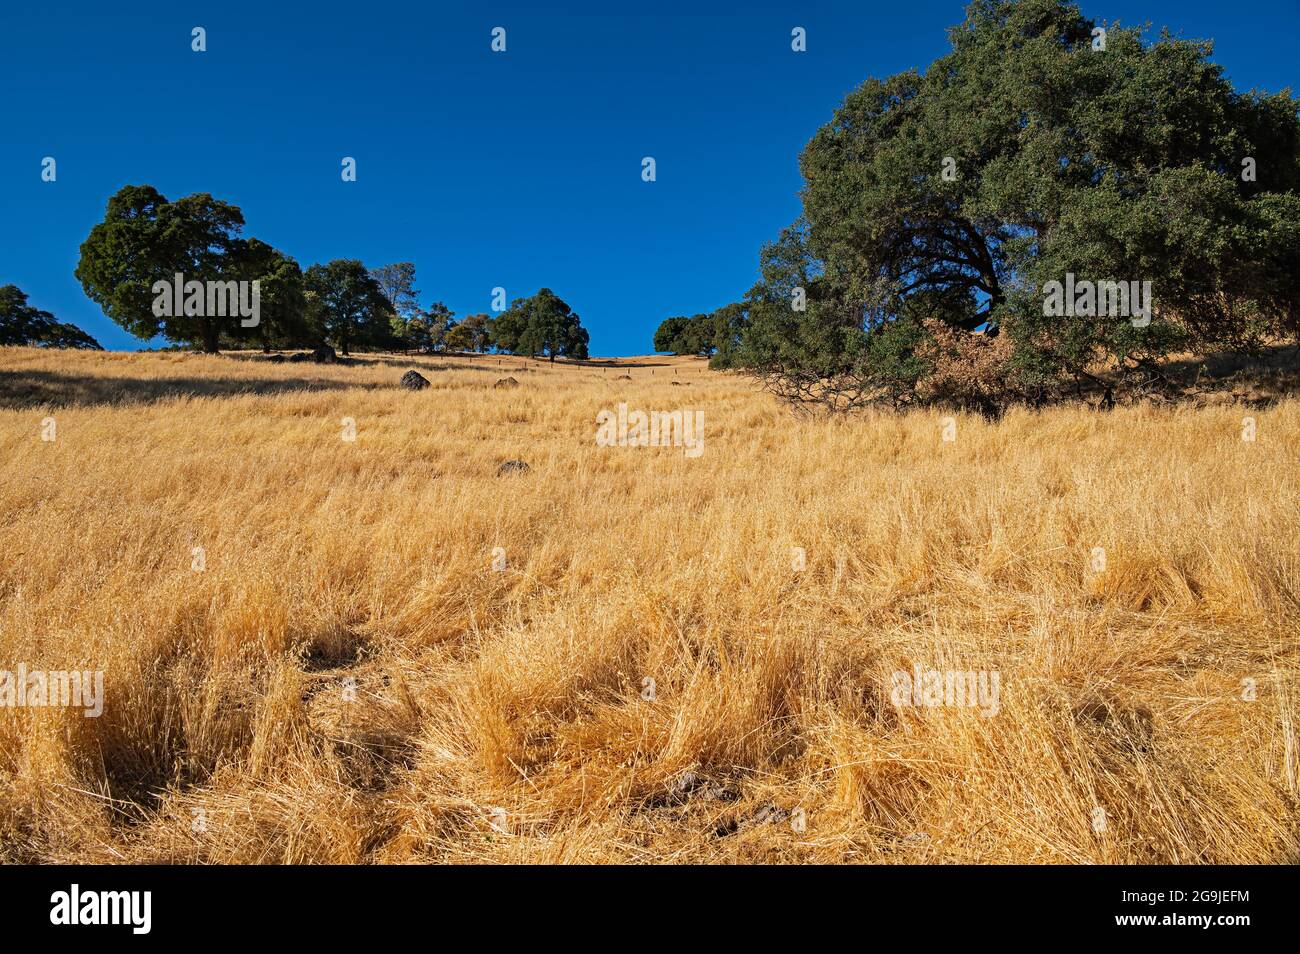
[496, 459, 530, 476]
[399, 369, 430, 390]
[493, 377, 520, 389]
[749, 802, 790, 826]
[311, 345, 337, 364]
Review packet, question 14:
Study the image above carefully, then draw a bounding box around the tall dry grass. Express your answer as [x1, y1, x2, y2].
[0, 345, 1296, 863]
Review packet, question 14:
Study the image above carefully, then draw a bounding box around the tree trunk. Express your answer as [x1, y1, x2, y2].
[201, 319, 219, 354]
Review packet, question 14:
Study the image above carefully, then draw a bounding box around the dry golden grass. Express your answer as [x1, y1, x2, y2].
[0, 345, 1296, 863]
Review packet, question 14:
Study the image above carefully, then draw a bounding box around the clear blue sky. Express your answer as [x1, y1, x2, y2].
[1, 0, 1295, 355]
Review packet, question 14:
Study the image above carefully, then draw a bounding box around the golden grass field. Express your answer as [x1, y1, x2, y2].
[0, 345, 1296, 863]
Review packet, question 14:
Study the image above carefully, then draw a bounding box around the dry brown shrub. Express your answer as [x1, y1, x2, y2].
[915, 319, 1017, 415]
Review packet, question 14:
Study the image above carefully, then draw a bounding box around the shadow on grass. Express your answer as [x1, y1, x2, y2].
[1159, 343, 1300, 385]
[417, 353, 686, 370]
[0, 368, 374, 410]
[1101, 343, 1300, 409]
[387, 354, 685, 372]
[227, 351, 516, 374]
[223, 350, 694, 372]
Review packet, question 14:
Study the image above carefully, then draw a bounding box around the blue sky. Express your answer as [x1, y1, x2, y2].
[1, 0, 1295, 355]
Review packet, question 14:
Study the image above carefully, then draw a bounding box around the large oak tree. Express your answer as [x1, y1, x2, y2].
[736, 0, 1300, 406]
[76, 185, 247, 353]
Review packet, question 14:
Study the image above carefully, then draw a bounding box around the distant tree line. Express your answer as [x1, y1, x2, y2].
[0, 284, 102, 349]
[373, 263, 587, 359]
[652, 305, 747, 367]
[62, 184, 589, 359]
[656, 0, 1300, 411]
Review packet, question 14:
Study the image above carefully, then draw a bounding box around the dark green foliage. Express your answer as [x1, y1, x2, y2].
[228, 239, 308, 352]
[492, 289, 589, 361]
[303, 260, 392, 356]
[71, 184, 588, 358]
[653, 315, 689, 354]
[0, 285, 102, 349]
[654, 300, 755, 364]
[75, 185, 246, 353]
[489, 303, 523, 354]
[653, 313, 716, 357]
[707, 302, 749, 368]
[721, 0, 1300, 408]
[409, 301, 455, 351]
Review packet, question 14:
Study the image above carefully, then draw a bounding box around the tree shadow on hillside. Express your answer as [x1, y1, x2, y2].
[417, 354, 685, 370]
[220, 350, 694, 372]
[389, 356, 513, 374]
[389, 353, 665, 372]
[1098, 343, 1300, 409]
[576, 357, 680, 369]
[220, 352, 396, 369]
[1160, 343, 1299, 385]
[224, 352, 513, 374]
[0, 369, 373, 410]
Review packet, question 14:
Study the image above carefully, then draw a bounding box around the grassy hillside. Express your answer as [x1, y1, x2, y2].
[0, 347, 1296, 862]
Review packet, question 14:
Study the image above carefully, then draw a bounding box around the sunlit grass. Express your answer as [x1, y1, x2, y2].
[0, 346, 1296, 863]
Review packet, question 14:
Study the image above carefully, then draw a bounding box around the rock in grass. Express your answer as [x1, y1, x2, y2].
[400, 369, 430, 390]
[665, 771, 736, 806]
[493, 376, 520, 389]
[673, 771, 701, 796]
[750, 802, 790, 826]
[311, 344, 337, 364]
[496, 459, 530, 476]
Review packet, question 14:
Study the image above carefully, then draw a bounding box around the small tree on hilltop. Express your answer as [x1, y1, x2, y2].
[653, 316, 689, 353]
[444, 322, 474, 352]
[498, 289, 589, 361]
[303, 259, 390, 355]
[418, 301, 455, 352]
[458, 313, 494, 352]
